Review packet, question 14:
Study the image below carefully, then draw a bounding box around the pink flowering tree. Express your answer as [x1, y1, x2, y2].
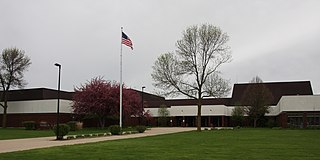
[72, 77, 143, 128]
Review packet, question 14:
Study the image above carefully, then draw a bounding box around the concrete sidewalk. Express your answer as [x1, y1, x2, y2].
[0, 127, 195, 154]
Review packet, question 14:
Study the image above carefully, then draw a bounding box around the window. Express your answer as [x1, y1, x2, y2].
[307, 113, 320, 126]
[287, 113, 303, 128]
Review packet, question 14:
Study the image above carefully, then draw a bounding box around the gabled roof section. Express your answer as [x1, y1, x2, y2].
[3, 88, 74, 101]
[230, 81, 313, 105]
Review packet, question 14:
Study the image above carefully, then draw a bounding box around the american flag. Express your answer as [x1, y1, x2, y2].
[122, 32, 133, 50]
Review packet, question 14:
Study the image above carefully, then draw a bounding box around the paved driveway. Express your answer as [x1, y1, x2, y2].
[0, 127, 195, 153]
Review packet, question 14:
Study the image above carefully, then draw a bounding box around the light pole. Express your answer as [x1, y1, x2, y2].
[141, 86, 145, 125]
[54, 63, 61, 140]
[142, 86, 146, 107]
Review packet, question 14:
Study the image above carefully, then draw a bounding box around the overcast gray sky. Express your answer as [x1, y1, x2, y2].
[1, 0, 319, 96]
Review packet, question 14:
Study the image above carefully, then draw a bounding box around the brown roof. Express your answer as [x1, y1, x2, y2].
[2, 81, 314, 107]
[3, 88, 74, 101]
[230, 81, 313, 105]
[137, 90, 166, 108]
[134, 90, 165, 102]
[145, 81, 314, 107]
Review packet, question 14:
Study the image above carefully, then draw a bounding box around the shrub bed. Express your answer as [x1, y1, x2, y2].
[65, 130, 142, 140]
[63, 126, 146, 140]
[67, 121, 78, 131]
[22, 121, 36, 130]
[109, 125, 121, 135]
[66, 132, 112, 140]
[135, 125, 147, 133]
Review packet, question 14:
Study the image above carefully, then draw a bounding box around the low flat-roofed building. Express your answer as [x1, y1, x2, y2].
[1, 81, 319, 128]
[0, 88, 73, 127]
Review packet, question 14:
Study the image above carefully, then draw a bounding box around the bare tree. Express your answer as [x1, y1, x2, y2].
[0, 48, 31, 128]
[152, 24, 232, 131]
[241, 76, 273, 128]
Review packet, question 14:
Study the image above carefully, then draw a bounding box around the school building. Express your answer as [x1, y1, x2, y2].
[0, 81, 319, 128]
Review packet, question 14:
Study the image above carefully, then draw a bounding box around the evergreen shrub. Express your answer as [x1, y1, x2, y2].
[53, 124, 70, 139]
[67, 121, 78, 131]
[136, 125, 147, 133]
[109, 125, 121, 135]
[22, 121, 36, 130]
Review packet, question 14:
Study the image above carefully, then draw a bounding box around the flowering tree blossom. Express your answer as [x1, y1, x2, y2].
[72, 77, 143, 128]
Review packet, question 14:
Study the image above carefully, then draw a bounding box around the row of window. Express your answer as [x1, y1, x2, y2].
[287, 113, 320, 127]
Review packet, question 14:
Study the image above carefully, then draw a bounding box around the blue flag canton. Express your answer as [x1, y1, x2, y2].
[122, 32, 133, 50]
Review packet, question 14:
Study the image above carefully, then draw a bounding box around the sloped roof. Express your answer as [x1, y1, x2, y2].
[145, 81, 314, 107]
[230, 81, 313, 105]
[3, 88, 73, 101]
[2, 81, 314, 107]
[134, 90, 165, 102]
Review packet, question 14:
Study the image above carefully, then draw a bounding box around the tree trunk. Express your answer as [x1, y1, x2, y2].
[99, 117, 105, 129]
[2, 106, 7, 128]
[254, 118, 257, 128]
[1, 91, 9, 128]
[197, 98, 202, 132]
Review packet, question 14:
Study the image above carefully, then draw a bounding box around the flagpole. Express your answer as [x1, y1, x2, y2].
[120, 27, 123, 128]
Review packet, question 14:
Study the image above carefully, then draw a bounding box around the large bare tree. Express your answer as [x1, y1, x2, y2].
[241, 76, 273, 128]
[151, 24, 232, 131]
[0, 48, 31, 128]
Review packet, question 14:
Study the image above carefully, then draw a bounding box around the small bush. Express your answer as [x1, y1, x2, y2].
[136, 125, 147, 133]
[67, 121, 78, 131]
[53, 124, 70, 139]
[109, 125, 121, 135]
[22, 121, 36, 130]
[267, 120, 279, 128]
[306, 125, 320, 130]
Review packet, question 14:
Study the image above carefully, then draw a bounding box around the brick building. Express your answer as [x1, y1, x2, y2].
[0, 81, 319, 128]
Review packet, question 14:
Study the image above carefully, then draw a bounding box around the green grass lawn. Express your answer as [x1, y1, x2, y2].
[0, 128, 109, 140]
[0, 128, 319, 159]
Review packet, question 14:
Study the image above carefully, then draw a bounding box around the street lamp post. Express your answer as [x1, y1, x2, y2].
[54, 63, 61, 140]
[142, 86, 145, 107]
[141, 86, 145, 125]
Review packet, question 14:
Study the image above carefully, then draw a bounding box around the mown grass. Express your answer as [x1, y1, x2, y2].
[0, 128, 319, 159]
[0, 128, 109, 140]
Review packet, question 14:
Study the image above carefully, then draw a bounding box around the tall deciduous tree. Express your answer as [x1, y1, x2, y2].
[231, 106, 245, 127]
[72, 77, 143, 128]
[0, 47, 31, 128]
[152, 24, 232, 131]
[241, 76, 273, 128]
[158, 104, 170, 127]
